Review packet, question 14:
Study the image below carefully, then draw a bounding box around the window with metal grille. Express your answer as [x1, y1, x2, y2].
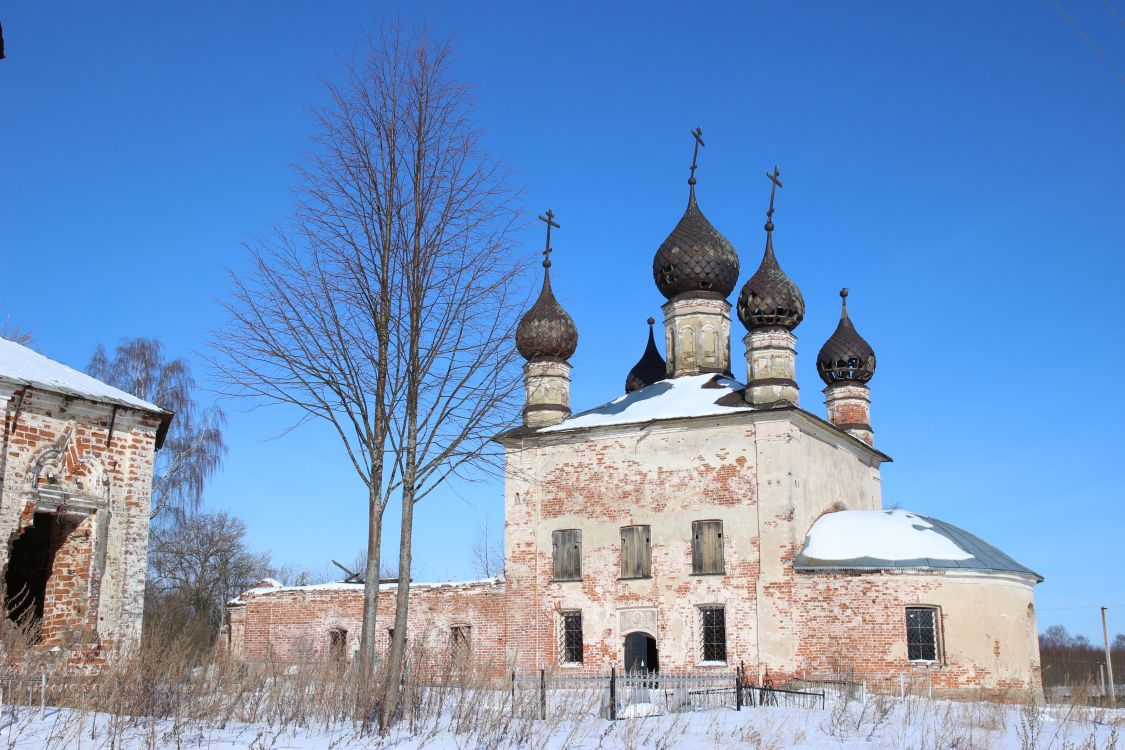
[552, 529, 582, 581]
[560, 611, 583, 664]
[905, 606, 940, 661]
[619, 525, 651, 579]
[692, 520, 724, 575]
[699, 606, 727, 663]
[450, 625, 471, 669]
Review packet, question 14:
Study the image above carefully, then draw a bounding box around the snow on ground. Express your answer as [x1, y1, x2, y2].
[0, 337, 165, 413]
[541, 374, 749, 432]
[802, 509, 973, 562]
[2, 697, 1120, 749]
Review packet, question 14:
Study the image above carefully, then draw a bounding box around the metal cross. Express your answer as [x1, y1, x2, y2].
[538, 209, 560, 264]
[765, 166, 783, 221]
[688, 127, 705, 186]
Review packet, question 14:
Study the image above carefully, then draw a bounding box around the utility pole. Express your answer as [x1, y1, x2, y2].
[1103, 607, 1116, 705]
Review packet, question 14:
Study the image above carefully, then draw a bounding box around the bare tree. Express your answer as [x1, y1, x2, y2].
[0, 311, 33, 345]
[212, 26, 523, 722]
[376, 29, 524, 729]
[87, 338, 226, 520]
[147, 510, 273, 635]
[469, 517, 504, 579]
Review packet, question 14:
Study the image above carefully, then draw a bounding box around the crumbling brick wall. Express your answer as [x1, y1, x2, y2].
[0, 387, 159, 661]
[792, 568, 1042, 698]
[230, 580, 513, 681]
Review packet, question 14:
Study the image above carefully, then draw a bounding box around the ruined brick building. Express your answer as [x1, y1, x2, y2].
[229, 146, 1043, 697]
[0, 339, 168, 662]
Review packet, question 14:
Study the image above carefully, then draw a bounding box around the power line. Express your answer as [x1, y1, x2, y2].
[1050, 0, 1125, 85]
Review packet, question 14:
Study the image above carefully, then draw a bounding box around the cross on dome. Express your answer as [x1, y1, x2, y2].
[538, 209, 560, 267]
[688, 127, 705, 190]
[765, 166, 783, 232]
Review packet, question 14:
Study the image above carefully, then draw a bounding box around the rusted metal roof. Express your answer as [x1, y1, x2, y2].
[625, 318, 668, 394]
[653, 194, 740, 301]
[515, 259, 578, 362]
[817, 289, 875, 384]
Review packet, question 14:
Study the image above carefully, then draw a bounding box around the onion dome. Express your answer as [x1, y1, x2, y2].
[516, 210, 578, 361]
[652, 128, 740, 300]
[736, 166, 805, 330]
[817, 289, 876, 384]
[625, 318, 668, 393]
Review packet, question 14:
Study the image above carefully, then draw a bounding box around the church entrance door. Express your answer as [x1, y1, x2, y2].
[623, 632, 658, 673]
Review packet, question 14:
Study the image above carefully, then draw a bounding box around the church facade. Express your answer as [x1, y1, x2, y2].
[228, 141, 1042, 698]
[0, 339, 169, 663]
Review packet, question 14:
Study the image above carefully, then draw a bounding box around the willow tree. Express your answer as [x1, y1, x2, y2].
[212, 25, 524, 722]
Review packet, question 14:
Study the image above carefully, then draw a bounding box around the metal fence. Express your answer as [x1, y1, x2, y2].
[513, 666, 825, 719]
[0, 669, 49, 717]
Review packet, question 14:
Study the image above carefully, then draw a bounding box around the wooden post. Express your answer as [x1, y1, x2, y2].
[1103, 608, 1117, 705]
[1101, 664, 1107, 701]
[609, 664, 617, 721]
[539, 668, 546, 720]
[511, 670, 516, 716]
[735, 668, 742, 711]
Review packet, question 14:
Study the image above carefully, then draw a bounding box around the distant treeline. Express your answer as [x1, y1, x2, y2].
[1040, 625, 1125, 688]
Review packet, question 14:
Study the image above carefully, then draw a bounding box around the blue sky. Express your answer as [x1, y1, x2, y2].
[2, 2, 1123, 639]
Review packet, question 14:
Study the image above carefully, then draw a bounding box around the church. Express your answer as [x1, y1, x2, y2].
[228, 135, 1043, 698]
[0, 338, 168, 663]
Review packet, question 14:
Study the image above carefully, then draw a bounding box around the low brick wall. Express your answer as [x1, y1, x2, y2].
[228, 579, 514, 681]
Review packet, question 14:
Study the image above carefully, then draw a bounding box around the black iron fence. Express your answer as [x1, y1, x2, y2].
[512, 665, 825, 719]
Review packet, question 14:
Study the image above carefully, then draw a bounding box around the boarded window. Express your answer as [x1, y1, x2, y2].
[699, 606, 727, 663]
[560, 611, 583, 664]
[328, 628, 347, 664]
[450, 625, 471, 670]
[692, 520, 724, 575]
[906, 607, 940, 661]
[620, 525, 651, 579]
[552, 529, 581, 581]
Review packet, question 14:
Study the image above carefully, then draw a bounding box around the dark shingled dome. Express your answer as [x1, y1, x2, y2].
[736, 233, 805, 331]
[817, 289, 875, 384]
[653, 194, 740, 300]
[516, 261, 578, 361]
[625, 318, 667, 394]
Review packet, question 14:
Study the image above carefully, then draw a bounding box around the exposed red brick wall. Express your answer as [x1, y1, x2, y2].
[1, 388, 160, 664]
[233, 581, 513, 680]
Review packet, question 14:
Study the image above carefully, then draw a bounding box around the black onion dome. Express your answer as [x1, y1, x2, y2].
[817, 289, 876, 384]
[625, 318, 668, 393]
[736, 233, 805, 330]
[653, 194, 740, 300]
[515, 260, 578, 361]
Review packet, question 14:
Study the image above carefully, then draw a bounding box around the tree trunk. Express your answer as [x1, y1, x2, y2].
[356, 482, 383, 712]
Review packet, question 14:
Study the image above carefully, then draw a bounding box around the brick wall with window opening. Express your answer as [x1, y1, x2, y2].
[450, 625, 471, 670]
[328, 628, 347, 664]
[699, 606, 727, 663]
[906, 606, 940, 662]
[551, 530, 581, 581]
[559, 611, 583, 664]
[619, 525, 651, 579]
[691, 520, 724, 575]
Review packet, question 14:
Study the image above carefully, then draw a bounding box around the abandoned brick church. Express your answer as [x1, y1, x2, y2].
[228, 143, 1044, 697]
[0, 338, 168, 663]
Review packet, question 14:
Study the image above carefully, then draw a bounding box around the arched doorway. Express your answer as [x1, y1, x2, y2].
[623, 631, 658, 673]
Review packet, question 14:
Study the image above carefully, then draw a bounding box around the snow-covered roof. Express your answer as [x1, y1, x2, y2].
[228, 577, 504, 605]
[0, 337, 167, 415]
[795, 509, 1042, 581]
[539, 374, 752, 433]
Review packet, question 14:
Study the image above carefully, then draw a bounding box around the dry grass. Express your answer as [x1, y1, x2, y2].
[0, 618, 1121, 749]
